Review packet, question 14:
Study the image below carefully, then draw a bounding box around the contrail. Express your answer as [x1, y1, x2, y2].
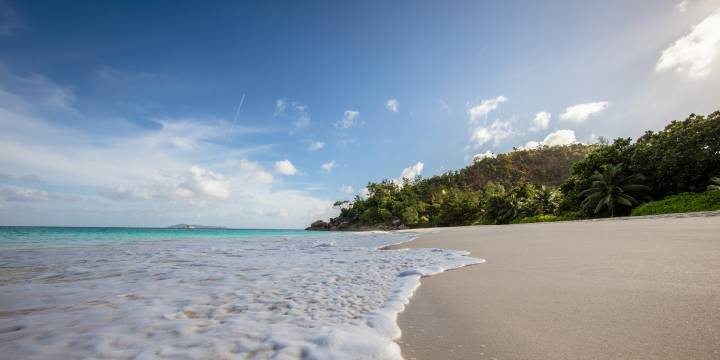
[225, 93, 246, 145]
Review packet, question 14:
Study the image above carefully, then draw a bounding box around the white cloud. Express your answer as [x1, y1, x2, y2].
[386, 98, 399, 112]
[274, 160, 299, 176]
[308, 141, 325, 151]
[274, 98, 311, 128]
[0, 184, 49, 202]
[559, 102, 610, 123]
[656, 9, 720, 79]
[472, 151, 496, 162]
[274, 98, 288, 116]
[542, 129, 577, 146]
[102, 165, 231, 202]
[467, 96, 507, 126]
[397, 161, 424, 184]
[340, 185, 354, 194]
[523, 129, 577, 149]
[0, 66, 336, 227]
[320, 160, 337, 173]
[522, 141, 542, 149]
[183, 166, 231, 198]
[237, 159, 275, 184]
[529, 111, 551, 131]
[470, 119, 513, 148]
[335, 110, 360, 129]
[676, 0, 689, 13]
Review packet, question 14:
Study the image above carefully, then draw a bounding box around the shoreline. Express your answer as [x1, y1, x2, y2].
[392, 214, 720, 360]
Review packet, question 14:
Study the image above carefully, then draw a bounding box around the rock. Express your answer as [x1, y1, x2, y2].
[306, 220, 330, 231]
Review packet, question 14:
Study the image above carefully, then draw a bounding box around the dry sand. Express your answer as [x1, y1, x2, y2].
[393, 214, 720, 360]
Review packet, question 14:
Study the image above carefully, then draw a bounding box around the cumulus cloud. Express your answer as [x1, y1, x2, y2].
[340, 185, 354, 194]
[523, 129, 577, 149]
[320, 160, 337, 172]
[274, 160, 299, 176]
[543, 129, 577, 146]
[470, 119, 513, 148]
[386, 98, 399, 112]
[335, 110, 360, 129]
[396, 161, 424, 184]
[472, 151, 496, 162]
[308, 141, 324, 151]
[656, 9, 720, 79]
[529, 111, 551, 131]
[467, 96, 507, 126]
[559, 102, 610, 123]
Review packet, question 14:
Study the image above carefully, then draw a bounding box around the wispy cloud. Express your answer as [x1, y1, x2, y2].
[559, 102, 609, 123]
[0, 184, 49, 202]
[0, 0, 21, 36]
[334, 110, 360, 129]
[656, 9, 720, 79]
[96, 65, 159, 82]
[308, 140, 325, 151]
[340, 185, 354, 194]
[320, 160, 337, 173]
[275, 98, 311, 129]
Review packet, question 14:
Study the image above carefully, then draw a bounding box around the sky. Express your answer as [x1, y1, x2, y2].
[1, 0, 719, 228]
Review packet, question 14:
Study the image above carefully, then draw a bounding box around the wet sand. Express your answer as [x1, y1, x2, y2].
[394, 214, 720, 360]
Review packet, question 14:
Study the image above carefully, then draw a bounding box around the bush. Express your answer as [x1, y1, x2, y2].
[630, 191, 720, 216]
[511, 212, 583, 224]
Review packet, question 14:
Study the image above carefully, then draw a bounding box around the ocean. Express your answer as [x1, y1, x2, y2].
[0, 227, 480, 359]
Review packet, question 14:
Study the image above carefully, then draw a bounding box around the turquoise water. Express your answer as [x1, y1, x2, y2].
[0, 226, 325, 249]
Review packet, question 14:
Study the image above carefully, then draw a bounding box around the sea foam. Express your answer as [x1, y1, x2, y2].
[0, 231, 482, 359]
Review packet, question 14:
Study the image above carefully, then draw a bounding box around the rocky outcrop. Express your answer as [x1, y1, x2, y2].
[305, 217, 407, 231]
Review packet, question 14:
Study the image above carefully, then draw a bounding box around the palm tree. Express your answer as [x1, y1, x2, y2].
[579, 164, 650, 217]
[707, 177, 720, 191]
[532, 185, 560, 215]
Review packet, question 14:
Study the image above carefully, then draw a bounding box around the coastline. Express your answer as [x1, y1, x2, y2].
[391, 213, 720, 360]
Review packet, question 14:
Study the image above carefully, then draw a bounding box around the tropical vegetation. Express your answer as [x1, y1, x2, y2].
[308, 111, 720, 230]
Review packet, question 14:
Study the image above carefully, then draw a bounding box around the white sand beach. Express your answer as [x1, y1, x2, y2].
[394, 214, 720, 360]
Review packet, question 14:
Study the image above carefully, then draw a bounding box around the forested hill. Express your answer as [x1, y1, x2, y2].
[308, 144, 595, 230]
[307, 111, 720, 230]
[431, 144, 591, 190]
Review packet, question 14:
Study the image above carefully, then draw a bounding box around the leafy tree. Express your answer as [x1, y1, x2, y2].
[630, 112, 720, 197]
[579, 164, 650, 217]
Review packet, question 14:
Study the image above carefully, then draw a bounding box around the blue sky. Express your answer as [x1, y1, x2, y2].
[1, 0, 719, 227]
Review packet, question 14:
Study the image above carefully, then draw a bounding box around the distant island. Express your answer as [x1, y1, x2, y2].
[166, 224, 228, 229]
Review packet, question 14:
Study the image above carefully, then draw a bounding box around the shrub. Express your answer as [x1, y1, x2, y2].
[511, 212, 583, 224]
[630, 191, 720, 216]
